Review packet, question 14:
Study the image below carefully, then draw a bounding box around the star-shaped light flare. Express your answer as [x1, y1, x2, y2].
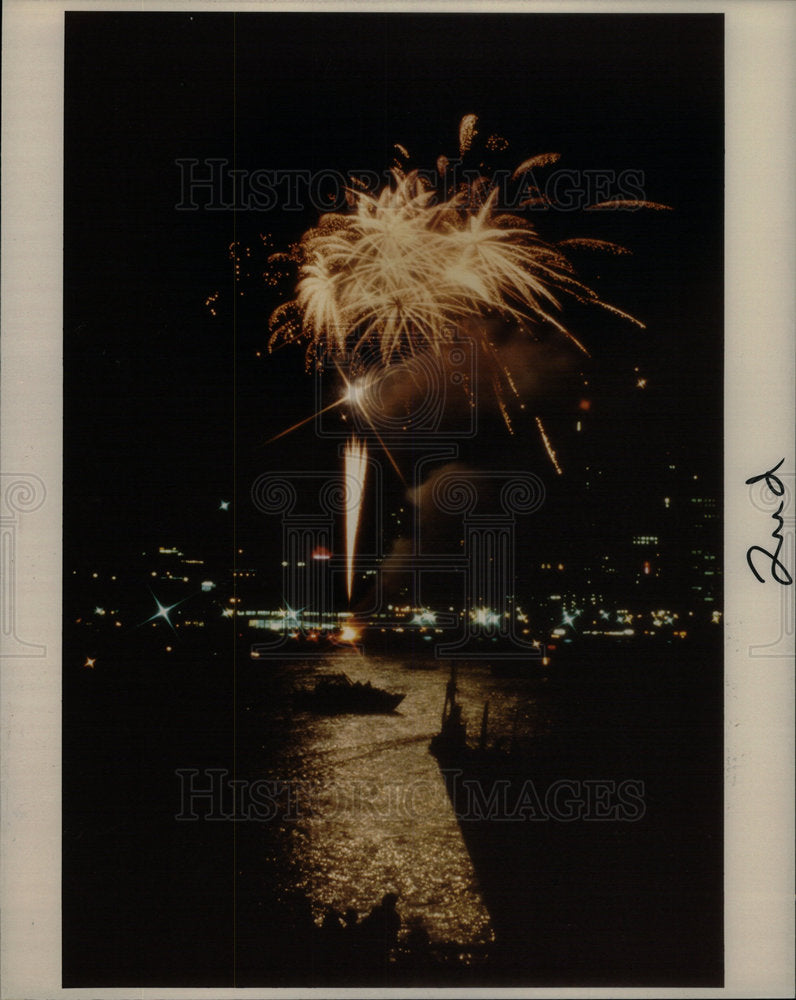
[561, 609, 581, 631]
[279, 603, 305, 628]
[141, 591, 191, 634]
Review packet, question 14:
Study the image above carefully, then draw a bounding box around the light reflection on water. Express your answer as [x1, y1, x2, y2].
[270, 652, 551, 946]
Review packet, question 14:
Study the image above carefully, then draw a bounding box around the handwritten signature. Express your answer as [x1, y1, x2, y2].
[745, 458, 792, 585]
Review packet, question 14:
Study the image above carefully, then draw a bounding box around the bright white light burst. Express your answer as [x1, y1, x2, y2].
[472, 607, 501, 627]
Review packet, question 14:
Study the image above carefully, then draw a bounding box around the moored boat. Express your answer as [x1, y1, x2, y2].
[293, 672, 405, 715]
[428, 661, 723, 982]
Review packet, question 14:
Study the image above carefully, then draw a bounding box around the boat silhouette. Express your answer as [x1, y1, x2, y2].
[429, 656, 722, 983]
[293, 672, 405, 715]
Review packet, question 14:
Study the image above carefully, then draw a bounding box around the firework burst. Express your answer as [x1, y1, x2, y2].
[267, 115, 665, 467]
[268, 170, 642, 365]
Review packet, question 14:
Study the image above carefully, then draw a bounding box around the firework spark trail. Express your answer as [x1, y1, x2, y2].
[262, 367, 406, 483]
[344, 437, 368, 602]
[534, 415, 563, 476]
[263, 397, 344, 444]
[459, 113, 479, 155]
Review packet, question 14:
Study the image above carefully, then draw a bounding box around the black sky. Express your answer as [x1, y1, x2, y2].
[64, 11, 723, 569]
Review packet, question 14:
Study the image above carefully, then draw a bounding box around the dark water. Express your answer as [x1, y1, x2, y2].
[64, 631, 723, 985]
[252, 652, 555, 946]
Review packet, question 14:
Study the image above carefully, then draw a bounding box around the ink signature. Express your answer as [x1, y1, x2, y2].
[745, 458, 792, 585]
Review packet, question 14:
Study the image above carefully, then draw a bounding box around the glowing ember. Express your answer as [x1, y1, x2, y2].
[339, 624, 360, 643]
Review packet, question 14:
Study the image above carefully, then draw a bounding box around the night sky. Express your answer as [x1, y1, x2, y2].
[63, 12, 723, 986]
[64, 11, 723, 576]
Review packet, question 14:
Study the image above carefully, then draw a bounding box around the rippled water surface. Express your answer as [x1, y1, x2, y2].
[258, 652, 553, 945]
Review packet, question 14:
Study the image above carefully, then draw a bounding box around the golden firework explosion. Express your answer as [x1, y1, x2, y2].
[266, 115, 667, 458]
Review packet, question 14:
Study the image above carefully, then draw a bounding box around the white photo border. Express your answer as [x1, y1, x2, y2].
[1, 1, 793, 997]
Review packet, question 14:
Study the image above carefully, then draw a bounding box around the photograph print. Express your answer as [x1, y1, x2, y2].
[63, 10, 724, 988]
